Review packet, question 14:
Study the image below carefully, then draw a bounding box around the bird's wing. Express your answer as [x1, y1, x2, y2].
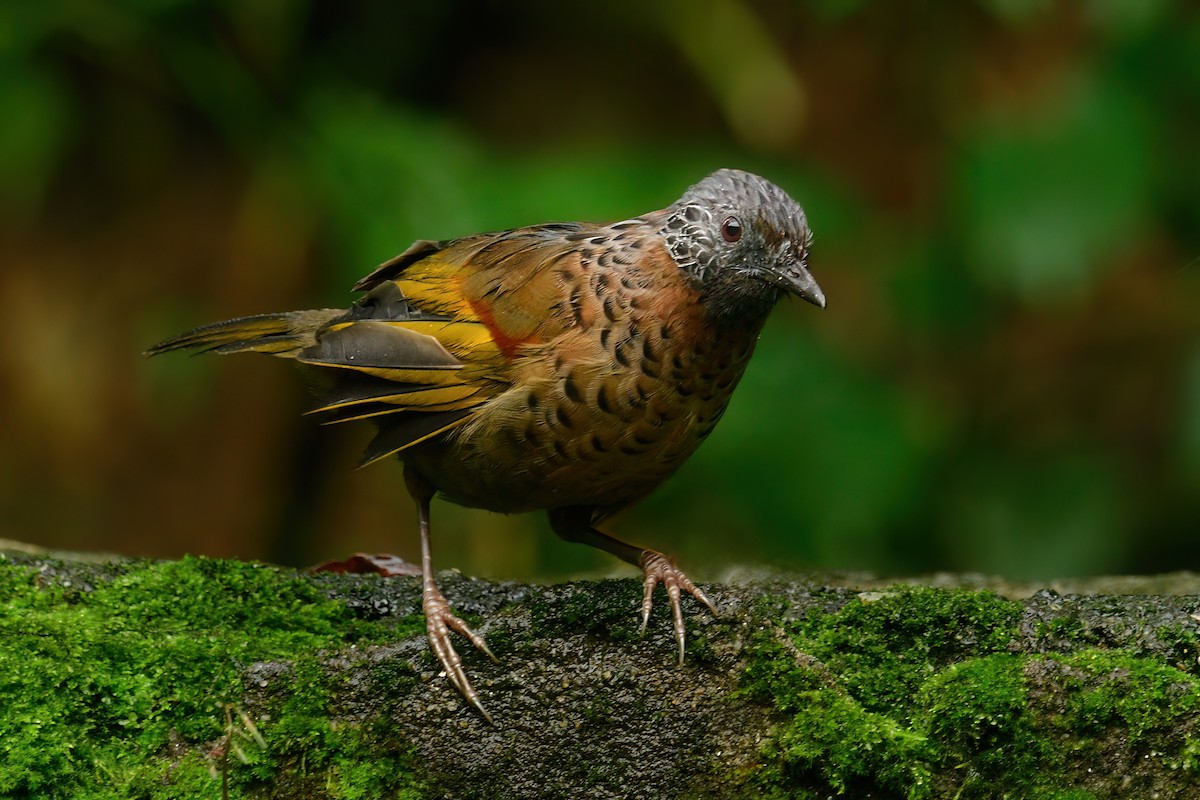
[301, 224, 600, 464]
[386, 224, 595, 359]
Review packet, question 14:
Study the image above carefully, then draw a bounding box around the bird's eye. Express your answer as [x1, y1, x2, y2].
[720, 216, 742, 243]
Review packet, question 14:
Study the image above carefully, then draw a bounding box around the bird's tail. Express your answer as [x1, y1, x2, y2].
[145, 309, 344, 358]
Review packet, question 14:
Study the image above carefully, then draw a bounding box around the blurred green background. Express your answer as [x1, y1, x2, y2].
[1, 1, 1197, 582]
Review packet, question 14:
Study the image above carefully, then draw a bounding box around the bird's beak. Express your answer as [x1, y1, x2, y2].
[775, 260, 826, 308]
[787, 266, 825, 309]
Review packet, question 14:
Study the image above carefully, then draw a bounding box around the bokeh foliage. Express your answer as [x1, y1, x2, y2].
[0, 1, 1197, 580]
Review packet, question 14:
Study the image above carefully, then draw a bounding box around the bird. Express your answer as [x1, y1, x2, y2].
[148, 168, 825, 721]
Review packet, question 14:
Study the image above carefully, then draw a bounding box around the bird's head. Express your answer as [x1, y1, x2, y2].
[662, 169, 824, 322]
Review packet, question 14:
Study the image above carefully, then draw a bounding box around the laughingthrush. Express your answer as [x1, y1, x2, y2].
[149, 168, 825, 720]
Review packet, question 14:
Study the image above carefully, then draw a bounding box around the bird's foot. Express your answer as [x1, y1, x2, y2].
[638, 550, 717, 665]
[424, 584, 498, 723]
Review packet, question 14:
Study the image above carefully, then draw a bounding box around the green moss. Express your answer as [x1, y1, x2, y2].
[742, 588, 1021, 797]
[766, 688, 934, 799]
[1152, 623, 1200, 676]
[1033, 614, 1088, 642]
[790, 587, 1023, 719]
[0, 556, 424, 799]
[1175, 738, 1200, 772]
[1054, 649, 1200, 741]
[742, 588, 1200, 797]
[921, 654, 1048, 791]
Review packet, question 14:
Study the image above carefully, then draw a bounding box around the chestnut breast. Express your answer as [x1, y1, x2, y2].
[404, 234, 764, 515]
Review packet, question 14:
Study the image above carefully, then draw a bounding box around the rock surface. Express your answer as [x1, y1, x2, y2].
[2, 544, 1199, 799]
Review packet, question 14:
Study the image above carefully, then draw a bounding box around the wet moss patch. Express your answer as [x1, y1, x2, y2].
[742, 587, 1200, 798]
[0, 556, 424, 799]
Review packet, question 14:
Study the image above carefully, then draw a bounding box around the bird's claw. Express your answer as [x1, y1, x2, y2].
[424, 586, 497, 723]
[638, 550, 717, 665]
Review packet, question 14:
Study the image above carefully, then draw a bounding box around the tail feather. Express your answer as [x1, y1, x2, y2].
[147, 304, 493, 464]
[145, 310, 342, 357]
[358, 409, 474, 467]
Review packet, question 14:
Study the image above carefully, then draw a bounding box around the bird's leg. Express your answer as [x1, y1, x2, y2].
[404, 466, 496, 722]
[547, 507, 716, 665]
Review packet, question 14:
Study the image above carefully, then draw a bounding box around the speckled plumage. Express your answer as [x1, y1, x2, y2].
[404, 214, 762, 518]
[149, 169, 825, 720]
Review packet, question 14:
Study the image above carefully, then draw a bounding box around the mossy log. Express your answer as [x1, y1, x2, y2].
[2, 544, 1199, 799]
